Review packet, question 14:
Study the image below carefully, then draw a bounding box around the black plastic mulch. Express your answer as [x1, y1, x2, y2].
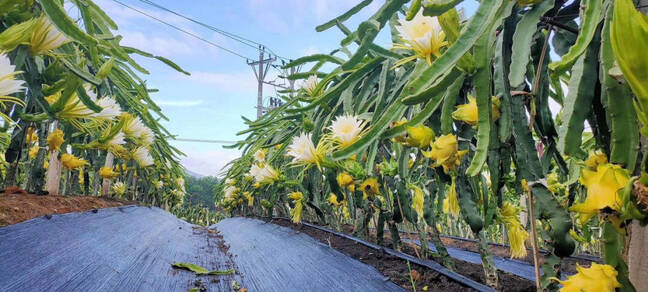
[0, 207, 403, 291]
[404, 238, 538, 281]
[215, 217, 404, 291]
[0, 206, 239, 291]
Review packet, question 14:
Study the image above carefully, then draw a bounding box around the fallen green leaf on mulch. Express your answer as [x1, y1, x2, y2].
[171, 262, 235, 275]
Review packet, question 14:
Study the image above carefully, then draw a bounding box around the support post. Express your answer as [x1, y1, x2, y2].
[44, 121, 61, 196]
[629, 0, 648, 287]
[101, 152, 114, 196]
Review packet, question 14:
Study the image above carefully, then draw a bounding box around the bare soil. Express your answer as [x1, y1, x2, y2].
[183, 226, 241, 291]
[268, 218, 536, 292]
[0, 187, 136, 226]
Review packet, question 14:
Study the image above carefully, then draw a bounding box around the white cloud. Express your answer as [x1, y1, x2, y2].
[155, 99, 204, 107]
[94, 1, 236, 59]
[179, 148, 241, 176]
[118, 30, 196, 57]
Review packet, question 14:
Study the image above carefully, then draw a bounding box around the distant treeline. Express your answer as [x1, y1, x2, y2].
[184, 176, 220, 209]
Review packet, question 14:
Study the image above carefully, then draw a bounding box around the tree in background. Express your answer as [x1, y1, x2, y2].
[184, 175, 220, 209]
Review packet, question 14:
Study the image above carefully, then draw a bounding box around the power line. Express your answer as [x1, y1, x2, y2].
[110, 0, 252, 60]
[110, 0, 297, 118]
[136, 1, 259, 49]
[135, 0, 290, 61]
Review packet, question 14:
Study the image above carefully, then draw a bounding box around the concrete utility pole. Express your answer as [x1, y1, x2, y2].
[248, 45, 275, 118]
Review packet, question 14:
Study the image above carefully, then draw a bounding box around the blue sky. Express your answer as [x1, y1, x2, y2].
[94, 0, 478, 176]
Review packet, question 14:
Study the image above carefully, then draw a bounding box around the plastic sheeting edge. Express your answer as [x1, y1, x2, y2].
[268, 216, 495, 292]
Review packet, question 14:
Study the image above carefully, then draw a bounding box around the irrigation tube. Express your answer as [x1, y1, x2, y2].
[270, 217, 495, 292]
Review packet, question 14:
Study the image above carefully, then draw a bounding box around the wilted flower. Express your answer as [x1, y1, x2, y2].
[404, 124, 434, 148]
[521, 179, 531, 194]
[442, 178, 460, 217]
[155, 180, 164, 189]
[553, 263, 620, 292]
[422, 134, 468, 174]
[225, 178, 236, 186]
[29, 16, 70, 55]
[25, 127, 38, 145]
[78, 168, 85, 185]
[546, 172, 563, 194]
[394, 11, 447, 65]
[288, 191, 304, 223]
[452, 95, 500, 126]
[60, 153, 88, 170]
[132, 147, 154, 167]
[288, 191, 304, 201]
[242, 191, 254, 207]
[28, 145, 39, 159]
[569, 229, 588, 244]
[329, 114, 366, 148]
[498, 202, 529, 259]
[342, 205, 351, 219]
[409, 184, 425, 221]
[46, 129, 64, 152]
[360, 178, 380, 200]
[391, 117, 408, 128]
[584, 150, 608, 170]
[301, 75, 319, 96]
[336, 172, 354, 188]
[98, 166, 118, 179]
[569, 163, 630, 223]
[328, 193, 342, 207]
